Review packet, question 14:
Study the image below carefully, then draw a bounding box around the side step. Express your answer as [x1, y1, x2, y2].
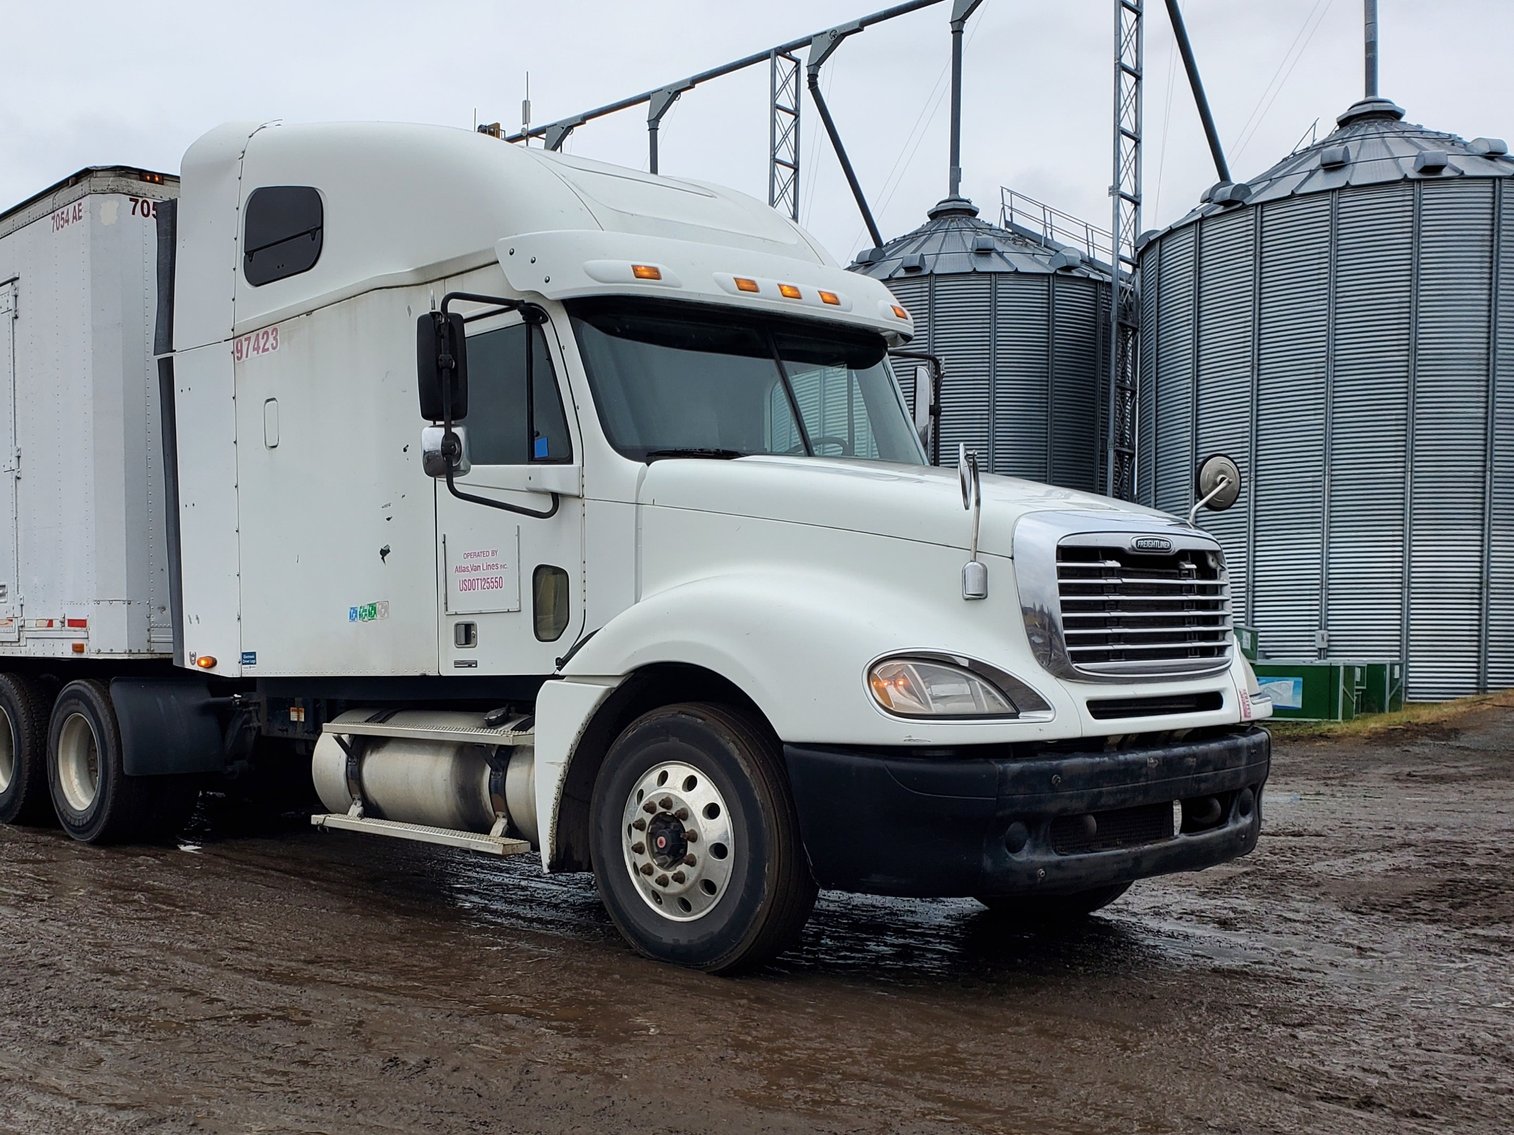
[321, 713, 534, 746]
[311, 813, 531, 856]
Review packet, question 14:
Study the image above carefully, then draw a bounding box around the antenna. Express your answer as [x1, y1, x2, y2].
[1364, 0, 1379, 98]
[522, 72, 532, 146]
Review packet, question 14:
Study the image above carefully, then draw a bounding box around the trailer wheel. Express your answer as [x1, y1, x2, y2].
[975, 882, 1132, 921]
[47, 679, 157, 844]
[0, 673, 55, 826]
[589, 702, 816, 974]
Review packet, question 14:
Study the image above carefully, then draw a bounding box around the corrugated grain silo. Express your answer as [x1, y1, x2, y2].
[1136, 97, 1514, 698]
[850, 196, 1111, 492]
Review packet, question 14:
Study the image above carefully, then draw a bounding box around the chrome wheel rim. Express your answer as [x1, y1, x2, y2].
[56, 712, 101, 812]
[620, 760, 735, 922]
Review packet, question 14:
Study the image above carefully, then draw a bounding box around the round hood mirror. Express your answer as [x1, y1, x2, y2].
[1195, 453, 1242, 512]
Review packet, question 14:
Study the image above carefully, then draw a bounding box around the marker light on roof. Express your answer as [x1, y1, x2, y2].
[631, 264, 663, 280]
[891, 304, 909, 320]
[819, 290, 841, 305]
[734, 277, 760, 293]
[777, 283, 802, 299]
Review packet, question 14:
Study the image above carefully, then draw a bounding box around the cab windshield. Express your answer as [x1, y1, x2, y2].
[568, 299, 926, 464]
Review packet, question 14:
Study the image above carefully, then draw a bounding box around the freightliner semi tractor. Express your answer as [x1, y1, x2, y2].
[0, 121, 1271, 972]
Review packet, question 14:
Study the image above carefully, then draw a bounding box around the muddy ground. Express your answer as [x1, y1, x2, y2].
[1, 702, 1511, 1135]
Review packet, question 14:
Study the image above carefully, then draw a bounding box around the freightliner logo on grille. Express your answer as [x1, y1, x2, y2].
[1130, 536, 1174, 553]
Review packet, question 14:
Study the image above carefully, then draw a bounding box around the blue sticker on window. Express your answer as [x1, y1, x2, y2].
[241, 651, 257, 666]
[348, 606, 359, 622]
[534, 436, 549, 459]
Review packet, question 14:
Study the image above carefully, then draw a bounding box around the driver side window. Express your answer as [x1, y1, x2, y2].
[464, 323, 573, 465]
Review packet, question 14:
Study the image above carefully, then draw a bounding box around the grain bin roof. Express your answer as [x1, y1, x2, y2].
[1148, 98, 1514, 243]
[851, 196, 1111, 281]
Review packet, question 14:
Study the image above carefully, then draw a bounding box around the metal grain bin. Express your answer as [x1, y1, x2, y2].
[851, 196, 1111, 491]
[1137, 98, 1514, 699]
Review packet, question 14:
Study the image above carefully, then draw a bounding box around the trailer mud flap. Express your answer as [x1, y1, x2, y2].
[111, 677, 225, 776]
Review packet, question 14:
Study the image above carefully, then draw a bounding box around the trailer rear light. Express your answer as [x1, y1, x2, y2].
[631, 264, 662, 280]
[138, 172, 166, 185]
[777, 283, 802, 299]
[71, 642, 85, 654]
[194, 656, 217, 669]
[818, 290, 841, 305]
[733, 277, 760, 293]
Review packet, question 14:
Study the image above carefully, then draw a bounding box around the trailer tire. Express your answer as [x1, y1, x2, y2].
[47, 679, 156, 844]
[975, 882, 1131, 921]
[0, 673, 55, 826]
[589, 702, 816, 975]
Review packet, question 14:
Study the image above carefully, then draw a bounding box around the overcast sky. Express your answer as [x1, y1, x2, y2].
[3, 1, 1510, 263]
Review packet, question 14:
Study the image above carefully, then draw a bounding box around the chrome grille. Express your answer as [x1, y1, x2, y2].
[1055, 541, 1233, 678]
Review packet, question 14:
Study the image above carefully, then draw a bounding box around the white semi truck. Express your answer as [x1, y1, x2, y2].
[0, 121, 1270, 972]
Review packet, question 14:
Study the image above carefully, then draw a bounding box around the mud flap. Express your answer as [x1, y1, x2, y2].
[111, 677, 226, 776]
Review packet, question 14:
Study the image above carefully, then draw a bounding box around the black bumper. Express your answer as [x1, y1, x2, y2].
[783, 728, 1269, 897]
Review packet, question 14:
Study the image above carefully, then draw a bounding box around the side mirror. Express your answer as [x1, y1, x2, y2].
[422, 425, 471, 478]
[417, 312, 469, 421]
[913, 364, 935, 451]
[1188, 453, 1242, 525]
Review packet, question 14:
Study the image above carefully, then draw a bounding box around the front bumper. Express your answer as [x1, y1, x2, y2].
[783, 727, 1269, 897]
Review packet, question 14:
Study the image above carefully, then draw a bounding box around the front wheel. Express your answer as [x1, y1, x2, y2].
[975, 882, 1132, 922]
[589, 702, 816, 974]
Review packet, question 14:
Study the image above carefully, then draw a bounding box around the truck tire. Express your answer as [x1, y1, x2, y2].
[47, 679, 160, 844]
[975, 882, 1132, 921]
[589, 702, 816, 974]
[0, 673, 55, 826]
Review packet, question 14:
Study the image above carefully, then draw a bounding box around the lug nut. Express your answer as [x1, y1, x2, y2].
[671, 871, 686, 884]
[642, 801, 657, 814]
[674, 807, 689, 821]
[683, 830, 698, 842]
[639, 863, 654, 876]
[658, 796, 674, 811]
[632, 818, 647, 831]
[655, 874, 670, 887]
[683, 854, 697, 866]
[631, 842, 645, 855]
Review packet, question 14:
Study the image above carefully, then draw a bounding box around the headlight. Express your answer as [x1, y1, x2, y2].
[868, 658, 1017, 718]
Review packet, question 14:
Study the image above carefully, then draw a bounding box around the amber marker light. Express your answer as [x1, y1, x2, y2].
[734, 277, 760, 293]
[195, 656, 217, 669]
[71, 642, 86, 654]
[631, 264, 663, 280]
[891, 304, 909, 319]
[818, 290, 841, 305]
[778, 283, 802, 299]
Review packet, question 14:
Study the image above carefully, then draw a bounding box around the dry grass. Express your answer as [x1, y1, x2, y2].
[1267, 687, 1514, 741]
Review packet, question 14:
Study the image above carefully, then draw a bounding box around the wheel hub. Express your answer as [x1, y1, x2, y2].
[56, 712, 101, 813]
[620, 760, 735, 923]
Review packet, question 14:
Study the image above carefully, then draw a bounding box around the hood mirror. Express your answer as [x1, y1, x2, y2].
[958, 443, 987, 600]
[1188, 453, 1242, 526]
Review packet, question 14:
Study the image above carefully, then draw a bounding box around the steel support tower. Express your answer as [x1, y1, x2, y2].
[1107, 0, 1142, 499]
[769, 50, 802, 220]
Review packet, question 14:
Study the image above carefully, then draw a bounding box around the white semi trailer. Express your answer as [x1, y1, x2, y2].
[0, 121, 1271, 972]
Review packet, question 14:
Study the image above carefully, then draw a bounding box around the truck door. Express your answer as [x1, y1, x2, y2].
[0, 282, 19, 636]
[434, 313, 585, 676]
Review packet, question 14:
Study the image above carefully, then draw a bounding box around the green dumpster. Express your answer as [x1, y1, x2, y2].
[1234, 625, 1259, 662]
[1331, 660, 1405, 715]
[1253, 660, 1363, 721]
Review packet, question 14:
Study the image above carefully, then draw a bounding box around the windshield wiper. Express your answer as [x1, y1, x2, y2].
[642, 448, 748, 461]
